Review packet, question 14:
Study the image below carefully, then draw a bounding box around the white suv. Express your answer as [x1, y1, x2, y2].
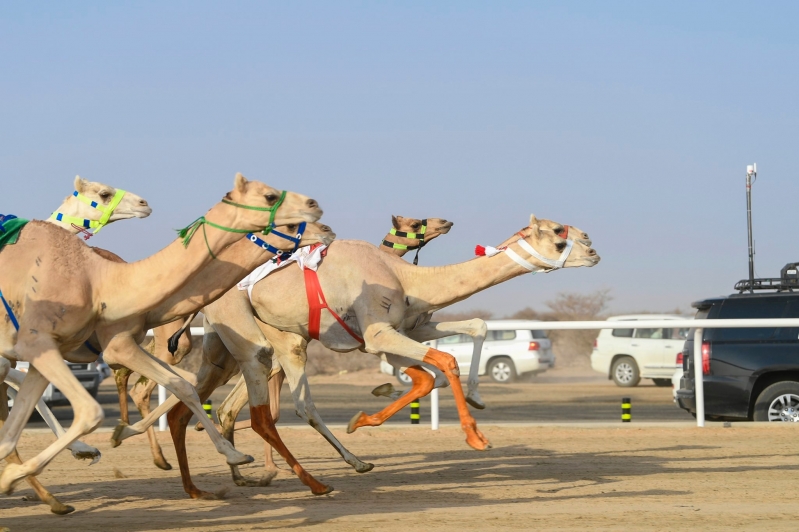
[591, 314, 689, 387]
[380, 320, 555, 384]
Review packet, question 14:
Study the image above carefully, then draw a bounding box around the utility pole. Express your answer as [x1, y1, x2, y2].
[746, 163, 757, 292]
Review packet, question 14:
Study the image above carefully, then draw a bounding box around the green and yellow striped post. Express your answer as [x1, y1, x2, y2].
[410, 400, 420, 424]
[622, 397, 631, 422]
[203, 399, 213, 420]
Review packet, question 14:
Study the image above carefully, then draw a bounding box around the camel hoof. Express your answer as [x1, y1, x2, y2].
[51, 503, 76, 515]
[153, 458, 173, 471]
[371, 383, 396, 398]
[466, 395, 486, 410]
[110, 421, 140, 447]
[70, 441, 103, 462]
[226, 453, 254, 467]
[355, 462, 375, 473]
[347, 411, 367, 434]
[312, 484, 334, 496]
[189, 490, 218, 500]
[194, 421, 205, 432]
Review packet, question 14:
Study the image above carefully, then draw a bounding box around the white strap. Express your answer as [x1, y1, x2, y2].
[504, 247, 541, 272]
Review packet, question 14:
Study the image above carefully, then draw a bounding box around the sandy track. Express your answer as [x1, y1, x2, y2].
[2, 424, 798, 531]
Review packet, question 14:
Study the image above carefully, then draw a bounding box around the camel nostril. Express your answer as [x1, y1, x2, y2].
[307, 199, 319, 209]
[588, 248, 596, 256]
[140, 200, 149, 206]
[322, 225, 331, 231]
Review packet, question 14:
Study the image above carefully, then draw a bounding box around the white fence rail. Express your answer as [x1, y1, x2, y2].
[145, 319, 799, 431]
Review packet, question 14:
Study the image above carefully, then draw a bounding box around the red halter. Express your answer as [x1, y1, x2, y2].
[303, 252, 364, 343]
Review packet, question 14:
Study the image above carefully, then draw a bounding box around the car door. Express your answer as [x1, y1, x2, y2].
[630, 328, 668, 377]
[663, 326, 689, 369]
[435, 334, 474, 374]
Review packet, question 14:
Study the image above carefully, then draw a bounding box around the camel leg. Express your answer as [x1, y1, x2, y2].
[406, 320, 488, 409]
[350, 325, 491, 451]
[0, 382, 75, 515]
[167, 336, 243, 499]
[101, 335, 252, 467]
[114, 367, 133, 424]
[0, 338, 104, 494]
[263, 370, 283, 473]
[214, 374, 269, 486]
[5, 368, 101, 461]
[128, 377, 172, 470]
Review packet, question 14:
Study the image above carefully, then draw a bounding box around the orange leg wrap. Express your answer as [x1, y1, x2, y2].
[167, 402, 215, 499]
[347, 365, 435, 433]
[423, 349, 492, 451]
[249, 404, 332, 495]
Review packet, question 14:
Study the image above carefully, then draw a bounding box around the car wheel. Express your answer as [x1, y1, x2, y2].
[753, 381, 799, 422]
[611, 356, 640, 387]
[488, 357, 516, 383]
[652, 378, 671, 387]
[396, 368, 413, 385]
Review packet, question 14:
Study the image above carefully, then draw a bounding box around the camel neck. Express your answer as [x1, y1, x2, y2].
[398, 250, 531, 313]
[95, 201, 262, 322]
[46, 197, 87, 234]
[145, 236, 274, 325]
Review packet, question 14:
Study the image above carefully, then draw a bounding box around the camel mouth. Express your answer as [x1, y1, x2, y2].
[321, 232, 337, 245]
[576, 238, 592, 247]
[300, 208, 324, 222]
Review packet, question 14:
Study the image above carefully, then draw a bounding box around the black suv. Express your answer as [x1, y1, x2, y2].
[677, 263, 799, 421]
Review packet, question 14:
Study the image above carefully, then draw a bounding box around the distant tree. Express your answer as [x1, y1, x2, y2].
[542, 289, 613, 366]
[508, 307, 541, 320]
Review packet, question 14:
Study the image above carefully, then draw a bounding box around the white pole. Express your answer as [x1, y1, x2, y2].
[158, 384, 167, 432]
[430, 388, 439, 430]
[693, 328, 705, 428]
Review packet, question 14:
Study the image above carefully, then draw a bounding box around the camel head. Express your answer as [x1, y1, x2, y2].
[529, 215, 592, 247]
[225, 173, 323, 231]
[263, 221, 336, 252]
[513, 215, 600, 271]
[389, 216, 454, 245]
[67, 175, 152, 222]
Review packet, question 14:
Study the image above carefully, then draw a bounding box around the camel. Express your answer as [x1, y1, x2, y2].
[0, 173, 321, 496]
[123, 216, 454, 477]
[123, 215, 599, 493]
[113, 220, 336, 474]
[208, 221, 592, 479]
[0, 176, 151, 514]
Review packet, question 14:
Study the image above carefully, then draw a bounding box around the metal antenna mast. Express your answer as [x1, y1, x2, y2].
[746, 163, 757, 293]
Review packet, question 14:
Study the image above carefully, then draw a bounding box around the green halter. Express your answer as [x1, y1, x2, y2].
[50, 189, 127, 235]
[177, 190, 288, 259]
[381, 219, 428, 265]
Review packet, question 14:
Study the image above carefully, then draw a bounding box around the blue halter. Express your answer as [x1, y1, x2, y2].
[246, 222, 306, 261]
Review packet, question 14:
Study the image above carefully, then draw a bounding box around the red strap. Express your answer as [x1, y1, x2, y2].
[560, 225, 570, 239]
[303, 268, 364, 344]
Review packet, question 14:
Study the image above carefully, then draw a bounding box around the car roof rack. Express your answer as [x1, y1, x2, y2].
[735, 262, 799, 293]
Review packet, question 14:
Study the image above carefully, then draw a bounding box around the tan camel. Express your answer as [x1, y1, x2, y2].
[126, 216, 599, 493]
[0, 176, 152, 514]
[114, 221, 336, 474]
[124, 216, 454, 478]
[0, 173, 321, 495]
[208, 221, 591, 478]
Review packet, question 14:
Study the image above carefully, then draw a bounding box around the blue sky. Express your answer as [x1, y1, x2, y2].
[2, 2, 798, 316]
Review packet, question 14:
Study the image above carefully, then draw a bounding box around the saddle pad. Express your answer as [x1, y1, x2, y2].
[237, 243, 327, 300]
[0, 215, 29, 250]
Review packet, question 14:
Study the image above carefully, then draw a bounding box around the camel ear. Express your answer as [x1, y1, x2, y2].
[74, 175, 88, 193]
[529, 214, 538, 227]
[234, 172, 248, 193]
[391, 215, 401, 230]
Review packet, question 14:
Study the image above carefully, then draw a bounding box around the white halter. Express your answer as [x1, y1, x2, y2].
[504, 237, 574, 273]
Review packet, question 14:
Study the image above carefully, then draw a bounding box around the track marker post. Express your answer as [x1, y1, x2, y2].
[622, 397, 631, 422]
[410, 400, 420, 424]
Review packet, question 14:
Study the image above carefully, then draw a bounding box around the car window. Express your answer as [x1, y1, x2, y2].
[531, 330, 548, 339]
[487, 330, 516, 341]
[438, 334, 473, 344]
[773, 299, 799, 342]
[634, 328, 664, 339]
[665, 328, 689, 340]
[708, 298, 784, 342]
[612, 328, 634, 338]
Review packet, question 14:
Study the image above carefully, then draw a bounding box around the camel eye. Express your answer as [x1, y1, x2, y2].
[265, 194, 278, 203]
[99, 191, 111, 200]
[556, 242, 566, 252]
[411, 223, 420, 230]
[555, 226, 564, 235]
[286, 224, 297, 232]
